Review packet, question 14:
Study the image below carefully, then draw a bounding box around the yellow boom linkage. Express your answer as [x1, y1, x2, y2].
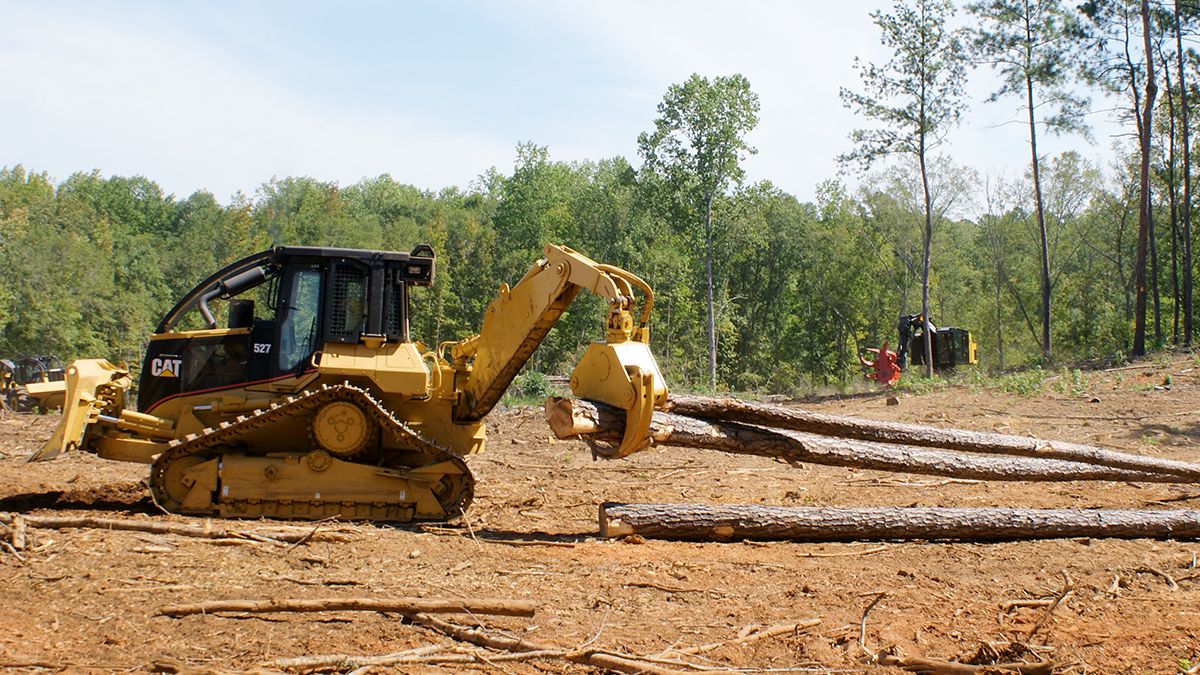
[449, 244, 667, 457]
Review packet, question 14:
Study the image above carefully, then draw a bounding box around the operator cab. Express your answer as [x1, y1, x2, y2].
[138, 245, 435, 412]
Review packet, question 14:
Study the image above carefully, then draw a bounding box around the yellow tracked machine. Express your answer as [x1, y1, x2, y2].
[32, 244, 666, 522]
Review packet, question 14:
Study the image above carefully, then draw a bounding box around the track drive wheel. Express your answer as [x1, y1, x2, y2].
[311, 400, 375, 457]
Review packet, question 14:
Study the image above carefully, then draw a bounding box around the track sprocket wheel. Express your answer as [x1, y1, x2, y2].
[311, 400, 374, 457]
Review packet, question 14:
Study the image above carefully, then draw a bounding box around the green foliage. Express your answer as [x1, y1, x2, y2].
[992, 367, 1047, 396]
[839, 0, 969, 170]
[638, 73, 760, 389]
[1052, 367, 1087, 396]
[0, 117, 1189, 395]
[892, 373, 951, 395]
[503, 370, 555, 407]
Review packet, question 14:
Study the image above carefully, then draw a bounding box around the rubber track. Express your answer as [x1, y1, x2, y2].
[148, 383, 474, 520]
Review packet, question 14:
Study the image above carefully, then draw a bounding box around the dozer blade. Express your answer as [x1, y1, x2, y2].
[570, 341, 667, 459]
[29, 359, 131, 462]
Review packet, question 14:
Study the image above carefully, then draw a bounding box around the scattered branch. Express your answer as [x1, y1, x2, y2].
[1026, 572, 1074, 641]
[157, 597, 536, 619]
[877, 653, 1056, 674]
[0, 513, 350, 545]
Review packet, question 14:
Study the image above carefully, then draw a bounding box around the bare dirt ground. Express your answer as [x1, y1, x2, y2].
[1, 354, 1199, 674]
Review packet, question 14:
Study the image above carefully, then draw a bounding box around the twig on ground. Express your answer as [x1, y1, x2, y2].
[668, 620, 821, 657]
[1135, 565, 1180, 590]
[0, 513, 346, 545]
[459, 508, 482, 551]
[273, 645, 447, 670]
[858, 591, 887, 658]
[11, 514, 26, 550]
[409, 613, 740, 675]
[625, 581, 708, 594]
[157, 597, 536, 618]
[1026, 572, 1073, 641]
[285, 515, 338, 553]
[578, 606, 611, 650]
[0, 540, 27, 562]
[799, 545, 889, 558]
[998, 599, 1054, 624]
[878, 653, 1056, 674]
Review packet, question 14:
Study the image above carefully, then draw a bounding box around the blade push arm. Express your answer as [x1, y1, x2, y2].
[450, 245, 667, 457]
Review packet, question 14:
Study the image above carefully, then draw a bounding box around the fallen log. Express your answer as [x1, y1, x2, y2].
[547, 398, 1190, 483]
[666, 395, 1200, 481]
[158, 597, 536, 618]
[599, 503, 1200, 541]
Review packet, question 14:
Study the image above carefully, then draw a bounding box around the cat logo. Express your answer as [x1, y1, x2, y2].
[151, 356, 183, 378]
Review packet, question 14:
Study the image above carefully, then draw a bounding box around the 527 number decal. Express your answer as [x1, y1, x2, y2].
[253, 343, 272, 354]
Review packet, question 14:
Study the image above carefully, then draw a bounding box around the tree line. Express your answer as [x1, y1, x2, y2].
[2, 0, 1199, 394]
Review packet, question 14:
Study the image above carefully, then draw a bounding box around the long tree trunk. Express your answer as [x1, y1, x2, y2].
[663, 394, 1200, 479]
[599, 503, 1200, 542]
[1151, 200, 1161, 344]
[919, 145, 935, 377]
[547, 398, 1196, 484]
[1175, 0, 1193, 346]
[704, 191, 717, 389]
[1133, 0, 1158, 357]
[995, 259, 1005, 369]
[1165, 60, 1181, 342]
[1027, 70, 1052, 360]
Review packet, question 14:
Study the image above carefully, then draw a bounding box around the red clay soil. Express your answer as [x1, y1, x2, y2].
[1, 355, 1198, 674]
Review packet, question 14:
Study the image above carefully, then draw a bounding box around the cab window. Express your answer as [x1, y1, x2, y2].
[278, 268, 322, 372]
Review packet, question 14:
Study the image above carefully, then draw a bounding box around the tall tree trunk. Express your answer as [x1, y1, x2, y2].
[1151, 203, 1161, 344]
[1027, 68, 1052, 361]
[704, 192, 717, 390]
[1133, 0, 1157, 357]
[995, 261, 1005, 370]
[1176, 0, 1193, 346]
[1164, 61, 1180, 343]
[919, 145, 934, 377]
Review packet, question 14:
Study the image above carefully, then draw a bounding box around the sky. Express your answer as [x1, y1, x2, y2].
[0, 1, 1121, 206]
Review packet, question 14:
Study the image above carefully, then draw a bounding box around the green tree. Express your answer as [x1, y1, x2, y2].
[968, 0, 1089, 360]
[839, 0, 969, 376]
[1079, 0, 1160, 356]
[638, 73, 760, 389]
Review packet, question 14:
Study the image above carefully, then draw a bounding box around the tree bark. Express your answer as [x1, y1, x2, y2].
[919, 131, 935, 377]
[663, 395, 1200, 480]
[1027, 70, 1052, 360]
[158, 597, 536, 618]
[599, 503, 1200, 542]
[1133, 0, 1158, 356]
[546, 398, 1194, 484]
[1175, 0, 1193, 346]
[704, 191, 717, 390]
[1163, 57, 1180, 342]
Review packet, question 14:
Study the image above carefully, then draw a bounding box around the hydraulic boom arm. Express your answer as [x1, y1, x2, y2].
[449, 245, 667, 458]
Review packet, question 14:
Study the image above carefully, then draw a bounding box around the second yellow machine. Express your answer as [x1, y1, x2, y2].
[35, 244, 667, 522]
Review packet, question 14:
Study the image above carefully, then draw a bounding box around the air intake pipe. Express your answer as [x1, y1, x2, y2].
[198, 266, 267, 329]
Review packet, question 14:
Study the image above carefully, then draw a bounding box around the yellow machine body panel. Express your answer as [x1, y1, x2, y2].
[317, 341, 430, 398]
